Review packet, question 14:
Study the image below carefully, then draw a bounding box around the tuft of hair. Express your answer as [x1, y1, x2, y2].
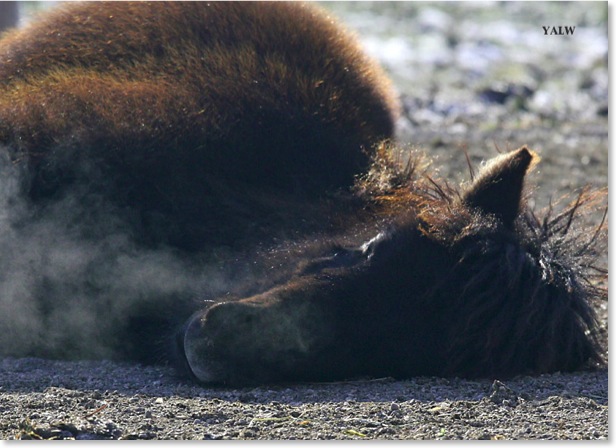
[362, 146, 606, 377]
[444, 187, 607, 377]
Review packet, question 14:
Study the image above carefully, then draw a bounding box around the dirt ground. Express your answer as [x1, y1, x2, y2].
[0, 1, 609, 441]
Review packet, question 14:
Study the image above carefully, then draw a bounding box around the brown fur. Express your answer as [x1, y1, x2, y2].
[0, 1, 400, 251]
[0, 3, 398, 196]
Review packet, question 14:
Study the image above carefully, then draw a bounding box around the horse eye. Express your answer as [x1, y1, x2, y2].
[361, 232, 388, 260]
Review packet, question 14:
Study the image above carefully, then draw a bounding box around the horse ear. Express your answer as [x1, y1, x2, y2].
[461, 146, 539, 227]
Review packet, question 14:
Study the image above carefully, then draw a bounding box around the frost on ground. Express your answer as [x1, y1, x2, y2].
[0, 356, 608, 440]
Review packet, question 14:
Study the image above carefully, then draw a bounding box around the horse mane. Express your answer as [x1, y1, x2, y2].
[356, 144, 607, 377]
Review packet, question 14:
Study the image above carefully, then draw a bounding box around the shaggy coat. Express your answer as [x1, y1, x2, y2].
[0, 1, 398, 250]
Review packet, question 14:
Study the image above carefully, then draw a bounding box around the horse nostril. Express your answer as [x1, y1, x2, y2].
[242, 313, 254, 325]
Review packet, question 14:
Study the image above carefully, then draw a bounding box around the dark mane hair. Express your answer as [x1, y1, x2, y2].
[441, 194, 605, 376]
[355, 145, 607, 378]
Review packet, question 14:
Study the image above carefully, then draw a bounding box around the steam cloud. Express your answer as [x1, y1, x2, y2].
[0, 147, 243, 362]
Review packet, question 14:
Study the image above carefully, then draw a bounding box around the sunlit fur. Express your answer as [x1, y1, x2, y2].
[418, 177, 606, 378]
[0, 1, 398, 250]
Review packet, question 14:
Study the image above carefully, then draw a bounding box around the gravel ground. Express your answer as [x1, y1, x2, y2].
[0, 1, 609, 441]
[0, 358, 608, 440]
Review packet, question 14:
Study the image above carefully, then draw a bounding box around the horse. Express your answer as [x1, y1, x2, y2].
[174, 146, 606, 385]
[0, 1, 606, 386]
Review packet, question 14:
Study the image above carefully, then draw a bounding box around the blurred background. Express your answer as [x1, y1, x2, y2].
[322, 2, 608, 206]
